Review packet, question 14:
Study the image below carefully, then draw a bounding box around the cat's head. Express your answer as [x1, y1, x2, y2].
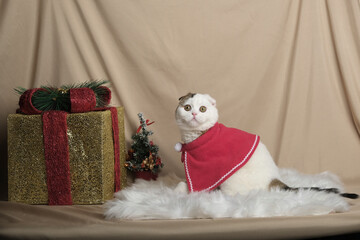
[175, 93, 218, 131]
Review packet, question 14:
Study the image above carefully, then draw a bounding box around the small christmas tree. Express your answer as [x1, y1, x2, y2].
[125, 113, 163, 174]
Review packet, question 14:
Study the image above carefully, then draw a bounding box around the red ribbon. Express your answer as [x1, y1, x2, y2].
[109, 107, 121, 192]
[137, 119, 155, 133]
[18, 87, 121, 205]
[70, 88, 97, 113]
[42, 111, 72, 205]
[18, 88, 46, 115]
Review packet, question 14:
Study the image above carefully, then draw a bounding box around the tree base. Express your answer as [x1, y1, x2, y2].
[135, 171, 158, 181]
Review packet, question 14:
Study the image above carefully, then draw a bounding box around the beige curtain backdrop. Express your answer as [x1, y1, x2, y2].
[0, 0, 359, 239]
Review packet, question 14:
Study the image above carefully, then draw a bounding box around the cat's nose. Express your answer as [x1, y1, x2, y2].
[192, 112, 197, 116]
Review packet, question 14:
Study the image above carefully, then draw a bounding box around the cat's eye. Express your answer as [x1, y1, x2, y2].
[199, 106, 207, 112]
[184, 105, 192, 111]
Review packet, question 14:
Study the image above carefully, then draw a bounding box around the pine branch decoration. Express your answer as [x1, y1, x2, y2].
[15, 80, 110, 111]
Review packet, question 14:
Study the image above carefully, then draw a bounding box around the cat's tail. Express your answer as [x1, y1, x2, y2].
[269, 179, 359, 199]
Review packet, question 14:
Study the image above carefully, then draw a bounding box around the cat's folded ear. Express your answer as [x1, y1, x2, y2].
[204, 94, 216, 106]
[178, 93, 196, 102]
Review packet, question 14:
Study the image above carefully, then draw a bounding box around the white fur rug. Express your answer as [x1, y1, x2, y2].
[104, 169, 350, 220]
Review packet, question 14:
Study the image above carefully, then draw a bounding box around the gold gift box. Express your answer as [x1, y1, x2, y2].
[7, 107, 126, 204]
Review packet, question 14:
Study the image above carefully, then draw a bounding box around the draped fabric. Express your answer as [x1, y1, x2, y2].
[0, 0, 359, 239]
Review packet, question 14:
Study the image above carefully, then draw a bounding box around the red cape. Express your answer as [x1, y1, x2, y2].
[180, 123, 260, 192]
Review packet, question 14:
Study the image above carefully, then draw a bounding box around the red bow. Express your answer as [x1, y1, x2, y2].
[137, 119, 155, 133]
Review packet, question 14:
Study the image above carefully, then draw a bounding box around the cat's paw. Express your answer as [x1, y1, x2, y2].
[174, 142, 182, 152]
[174, 181, 188, 194]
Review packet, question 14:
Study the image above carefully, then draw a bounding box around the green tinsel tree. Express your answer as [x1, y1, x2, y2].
[15, 80, 110, 112]
[125, 113, 163, 174]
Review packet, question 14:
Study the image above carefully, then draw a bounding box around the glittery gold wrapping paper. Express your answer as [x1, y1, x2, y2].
[7, 107, 126, 204]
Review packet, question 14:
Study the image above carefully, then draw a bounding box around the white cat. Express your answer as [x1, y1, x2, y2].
[174, 93, 358, 199]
